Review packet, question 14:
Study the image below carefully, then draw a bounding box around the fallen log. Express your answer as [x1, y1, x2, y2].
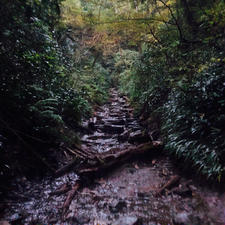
[77, 141, 162, 178]
[55, 147, 98, 177]
[55, 141, 163, 178]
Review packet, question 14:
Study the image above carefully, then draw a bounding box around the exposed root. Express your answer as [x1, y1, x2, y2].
[49, 183, 71, 196]
[155, 175, 181, 196]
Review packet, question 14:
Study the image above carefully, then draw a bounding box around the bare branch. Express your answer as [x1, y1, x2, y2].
[157, 0, 185, 41]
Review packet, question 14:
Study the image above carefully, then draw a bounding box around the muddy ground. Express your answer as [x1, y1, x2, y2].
[1, 89, 225, 225]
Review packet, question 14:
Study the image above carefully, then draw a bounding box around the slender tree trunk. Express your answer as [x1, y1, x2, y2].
[180, 0, 198, 35]
[92, 53, 100, 68]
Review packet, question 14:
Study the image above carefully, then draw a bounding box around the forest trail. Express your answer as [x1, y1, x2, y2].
[2, 89, 225, 225]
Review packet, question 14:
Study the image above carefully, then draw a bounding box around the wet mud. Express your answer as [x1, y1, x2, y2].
[1, 89, 225, 225]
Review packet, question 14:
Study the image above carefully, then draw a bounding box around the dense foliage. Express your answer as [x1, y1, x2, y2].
[109, 0, 225, 180]
[1, 0, 70, 143]
[163, 63, 225, 180]
[1, 0, 225, 181]
[0, 0, 109, 176]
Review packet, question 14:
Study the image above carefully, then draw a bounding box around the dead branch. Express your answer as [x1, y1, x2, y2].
[62, 182, 81, 220]
[55, 159, 79, 177]
[49, 183, 71, 196]
[155, 175, 181, 196]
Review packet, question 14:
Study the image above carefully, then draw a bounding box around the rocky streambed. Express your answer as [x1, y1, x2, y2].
[1, 89, 225, 225]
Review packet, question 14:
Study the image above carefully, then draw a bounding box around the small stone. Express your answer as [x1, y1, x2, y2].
[109, 200, 127, 213]
[10, 213, 22, 222]
[48, 218, 57, 223]
[94, 219, 108, 225]
[112, 216, 140, 225]
[76, 216, 90, 224]
[129, 130, 142, 137]
[173, 212, 190, 225]
[103, 124, 124, 134]
[128, 130, 149, 143]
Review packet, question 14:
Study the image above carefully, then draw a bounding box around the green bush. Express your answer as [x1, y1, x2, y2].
[112, 0, 225, 181]
[163, 62, 225, 180]
[0, 0, 97, 145]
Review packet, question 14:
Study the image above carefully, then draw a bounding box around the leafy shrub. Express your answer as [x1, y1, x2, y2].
[70, 62, 110, 107]
[162, 62, 225, 180]
[112, 0, 225, 180]
[0, 0, 106, 148]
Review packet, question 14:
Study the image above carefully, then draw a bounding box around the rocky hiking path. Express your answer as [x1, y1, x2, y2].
[1, 89, 225, 225]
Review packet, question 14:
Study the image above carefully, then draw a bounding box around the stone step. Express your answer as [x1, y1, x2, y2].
[128, 130, 150, 144]
[81, 138, 118, 145]
[103, 119, 126, 126]
[85, 134, 112, 140]
[96, 124, 124, 134]
[121, 108, 133, 113]
[127, 126, 141, 132]
[109, 113, 121, 117]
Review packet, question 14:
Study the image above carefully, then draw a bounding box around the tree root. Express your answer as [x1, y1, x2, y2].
[62, 181, 81, 220]
[155, 175, 181, 196]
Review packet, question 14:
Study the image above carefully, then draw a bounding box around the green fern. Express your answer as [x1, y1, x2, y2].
[29, 98, 63, 124]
